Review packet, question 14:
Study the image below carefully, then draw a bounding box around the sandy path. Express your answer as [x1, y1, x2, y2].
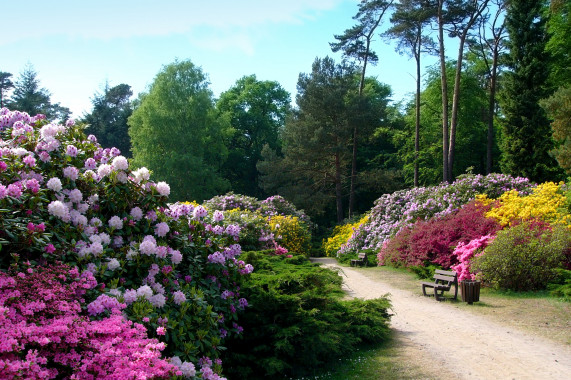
[312, 258, 571, 380]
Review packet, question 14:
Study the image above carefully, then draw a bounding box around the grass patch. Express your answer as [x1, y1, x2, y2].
[292, 331, 448, 380]
[356, 265, 571, 345]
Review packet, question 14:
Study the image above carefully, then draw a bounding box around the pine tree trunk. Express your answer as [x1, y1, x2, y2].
[415, 36, 421, 187]
[335, 151, 344, 223]
[438, 0, 450, 183]
[487, 47, 498, 174]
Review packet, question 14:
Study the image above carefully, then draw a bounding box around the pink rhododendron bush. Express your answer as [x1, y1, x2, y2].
[0, 108, 252, 379]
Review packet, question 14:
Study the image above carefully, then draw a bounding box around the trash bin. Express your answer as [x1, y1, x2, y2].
[460, 280, 481, 304]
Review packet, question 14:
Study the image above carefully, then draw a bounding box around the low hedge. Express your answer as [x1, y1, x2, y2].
[222, 252, 392, 379]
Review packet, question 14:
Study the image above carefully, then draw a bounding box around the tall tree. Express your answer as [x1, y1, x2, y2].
[434, 0, 490, 182]
[436, 0, 451, 182]
[468, 0, 507, 174]
[446, 0, 490, 180]
[499, 0, 562, 182]
[384, 0, 436, 186]
[0, 71, 14, 108]
[216, 75, 290, 198]
[83, 82, 133, 157]
[539, 0, 571, 176]
[128, 60, 230, 201]
[330, 0, 393, 217]
[545, 0, 571, 87]
[540, 86, 571, 175]
[259, 57, 357, 223]
[395, 62, 488, 185]
[7, 63, 70, 121]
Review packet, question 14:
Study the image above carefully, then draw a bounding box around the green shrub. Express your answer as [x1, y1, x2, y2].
[336, 248, 377, 266]
[472, 220, 571, 291]
[222, 253, 392, 379]
[547, 268, 571, 301]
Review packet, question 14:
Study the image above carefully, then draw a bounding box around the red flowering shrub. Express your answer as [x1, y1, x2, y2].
[378, 200, 501, 269]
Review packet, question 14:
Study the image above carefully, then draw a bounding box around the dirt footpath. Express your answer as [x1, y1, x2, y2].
[312, 258, 571, 380]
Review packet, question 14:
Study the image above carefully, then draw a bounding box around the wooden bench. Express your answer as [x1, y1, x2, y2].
[350, 252, 367, 267]
[421, 269, 458, 301]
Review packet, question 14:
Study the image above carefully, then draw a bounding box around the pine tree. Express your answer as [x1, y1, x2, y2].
[499, 0, 562, 182]
[0, 71, 14, 108]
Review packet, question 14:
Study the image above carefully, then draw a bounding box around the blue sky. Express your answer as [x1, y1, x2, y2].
[1, 0, 443, 118]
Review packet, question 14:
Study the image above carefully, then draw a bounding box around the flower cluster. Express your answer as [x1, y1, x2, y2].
[204, 193, 314, 253]
[0, 108, 250, 378]
[451, 234, 495, 281]
[204, 192, 261, 212]
[376, 200, 501, 268]
[479, 181, 570, 228]
[336, 173, 533, 256]
[0, 263, 180, 379]
[267, 215, 311, 255]
[322, 215, 368, 257]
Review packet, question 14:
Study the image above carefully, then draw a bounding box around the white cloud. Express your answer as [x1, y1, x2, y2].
[2, 0, 345, 44]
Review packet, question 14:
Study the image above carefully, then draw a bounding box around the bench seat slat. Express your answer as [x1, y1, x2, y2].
[433, 274, 455, 282]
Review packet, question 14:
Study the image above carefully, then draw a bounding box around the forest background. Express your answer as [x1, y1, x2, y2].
[1, 0, 569, 229]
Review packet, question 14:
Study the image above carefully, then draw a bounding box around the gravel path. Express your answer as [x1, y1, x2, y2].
[312, 258, 571, 380]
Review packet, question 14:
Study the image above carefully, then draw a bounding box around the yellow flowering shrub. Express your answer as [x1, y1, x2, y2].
[268, 215, 311, 254]
[322, 216, 369, 257]
[478, 182, 571, 227]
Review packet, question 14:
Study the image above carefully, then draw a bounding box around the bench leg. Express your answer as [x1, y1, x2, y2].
[422, 284, 429, 297]
[434, 287, 440, 301]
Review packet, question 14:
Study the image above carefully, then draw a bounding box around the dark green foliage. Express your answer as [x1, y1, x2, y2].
[223, 253, 392, 379]
[258, 57, 395, 224]
[499, 0, 563, 182]
[540, 86, 571, 175]
[0, 71, 14, 108]
[547, 268, 571, 301]
[409, 264, 442, 280]
[396, 63, 489, 185]
[473, 221, 571, 291]
[545, 0, 571, 87]
[128, 59, 230, 202]
[6, 64, 70, 121]
[83, 83, 133, 157]
[217, 75, 290, 198]
[258, 57, 357, 223]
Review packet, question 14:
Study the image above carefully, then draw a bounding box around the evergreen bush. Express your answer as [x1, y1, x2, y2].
[222, 253, 392, 379]
[472, 220, 571, 291]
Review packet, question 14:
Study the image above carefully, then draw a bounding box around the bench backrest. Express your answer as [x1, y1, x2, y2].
[357, 252, 367, 259]
[433, 269, 457, 285]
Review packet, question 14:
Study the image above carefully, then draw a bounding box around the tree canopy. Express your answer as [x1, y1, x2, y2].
[128, 60, 230, 202]
[216, 75, 290, 198]
[83, 82, 133, 157]
[6, 64, 70, 121]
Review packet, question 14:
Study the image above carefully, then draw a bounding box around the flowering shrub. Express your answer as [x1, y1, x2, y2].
[260, 195, 311, 225]
[472, 220, 571, 291]
[478, 182, 570, 228]
[205, 193, 310, 225]
[339, 173, 533, 256]
[267, 215, 311, 254]
[0, 262, 180, 379]
[377, 200, 502, 269]
[204, 193, 313, 254]
[451, 234, 495, 281]
[204, 192, 261, 212]
[220, 208, 273, 251]
[322, 215, 368, 257]
[0, 108, 252, 378]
